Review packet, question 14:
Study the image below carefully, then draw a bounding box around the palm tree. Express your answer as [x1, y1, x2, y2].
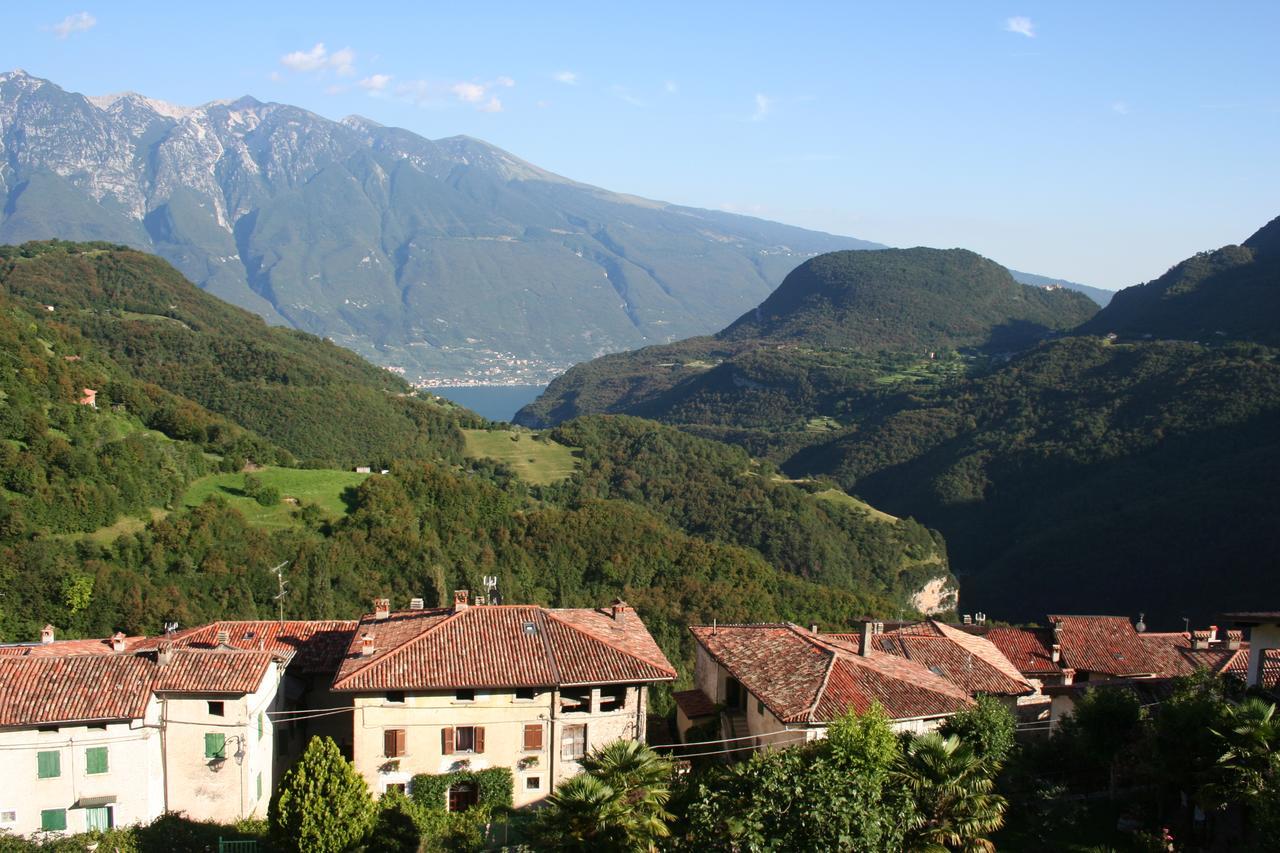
[1204, 698, 1279, 805]
[892, 732, 1007, 852]
[531, 740, 674, 852]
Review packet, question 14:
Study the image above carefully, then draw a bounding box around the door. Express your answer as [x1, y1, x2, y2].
[725, 677, 745, 710]
[85, 805, 113, 831]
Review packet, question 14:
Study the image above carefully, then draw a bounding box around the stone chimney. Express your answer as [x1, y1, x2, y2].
[111, 632, 127, 653]
[215, 628, 231, 647]
[360, 632, 376, 656]
[156, 640, 173, 666]
[453, 590, 470, 611]
[1209, 625, 1219, 644]
[373, 598, 391, 620]
[1061, 667, 1076, 686]
[859, 621, 874, 657]
[610, 599, 631, 621]
[409, 597, 425, 611]
[40, 624, 55, 645]
[1051, 643, 1062, 664]
[809, 623, 819, 634]
[1227, 630, 1243, 650]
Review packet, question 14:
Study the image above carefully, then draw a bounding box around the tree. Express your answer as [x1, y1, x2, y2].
[940, 695, 1017, 768]
[531, 741, 673, 852]
[892, 732, 1007, 852]
[1206, 698, 1280, 805]
[269, 736, 376, 853]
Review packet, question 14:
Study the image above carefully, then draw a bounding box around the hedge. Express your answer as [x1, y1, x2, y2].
[410, 767, 514, 813]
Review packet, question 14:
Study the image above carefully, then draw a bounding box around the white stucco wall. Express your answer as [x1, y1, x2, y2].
[0, 701, 165, 837]
[161, 664, 284, 823]
[349, 684, 649, 808]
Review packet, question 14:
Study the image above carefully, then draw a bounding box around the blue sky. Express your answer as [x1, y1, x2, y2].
[9, 1, 1280, 289]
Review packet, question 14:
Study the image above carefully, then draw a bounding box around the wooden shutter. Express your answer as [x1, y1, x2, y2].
[85, 746, 108, 775]
[474, 726, 485, 753]
[37, 750, 60, 779]
[523, 724, 543, 751]
[205, 733, 225, 759]
[442, 726, 455, 755]
[384, 729, 396, 757]
[396, 729, 407, 757]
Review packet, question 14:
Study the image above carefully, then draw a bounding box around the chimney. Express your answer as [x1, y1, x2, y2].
[610, 599, 630, 621]
[215, 628, 231, 647]
[156, 640, 173, 667]
[409, 597, 425, 611]
[809, 623, 819, 634]
[1209, 625, 1219, 644]
[873, 621, 884, 635]
[1051, 643, 1061, 664]
[1192, 631, 1211, 650]
[859, 621, 874, 657]
[40, 625, 55, 644]
[1053, 621, 1064, 642]
[963, 614, 973, 625]
[360, 632, 376, 656]
[1228, 630, 1243, 650]
[111, 632, 127, 653]
[373, 598, 391, 620]
[1061, 667, 1075, 686]
[453, 589, 470, 611]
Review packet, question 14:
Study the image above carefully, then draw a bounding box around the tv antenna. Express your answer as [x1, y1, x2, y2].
[269, 561, 290, 622]
[483, 575, 500, 606]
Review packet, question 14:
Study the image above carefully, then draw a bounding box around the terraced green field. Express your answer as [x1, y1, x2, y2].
[182, 467, 370, 528]
[462, 429, 579, 485]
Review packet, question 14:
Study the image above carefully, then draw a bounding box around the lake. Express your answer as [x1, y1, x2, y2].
[433, 385, 548, 422]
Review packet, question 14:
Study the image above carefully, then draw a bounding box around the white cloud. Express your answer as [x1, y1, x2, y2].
[553, 71, 578, 85]
[1111, 100, 1131, 115]
[1004, 16, 1035, 37]
[279, 43, 358, 76]
[51, 11, 96, 38]
[495, 76, 515, 88]
[451, 82, 487, 103]
[478, 97, 503, 113]
[665, 80, 679, 94]
[359, 74, 392, 91]
[751, 93, 773, 121]
[612, 85, 644, 107]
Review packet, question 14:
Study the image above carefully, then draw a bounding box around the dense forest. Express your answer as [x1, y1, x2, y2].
[515, 226, 1280, 623]
[0, 242, 945, 696]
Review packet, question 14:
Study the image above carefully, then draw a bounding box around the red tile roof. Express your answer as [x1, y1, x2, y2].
[674, 688, 717, 719]
[0, 636, 148, 657]
[1048, 616, 1158, 677]
[868, 633, 1032, 696]
[154, 649, 276, 695]
[161, 621, 357, 673]
[984, 627, 1062, 676]
[689, 623, 972, 724]
[0, 655, 155, 726]
[332, 603, 676, 692]
[1224, 648, 1280, 689]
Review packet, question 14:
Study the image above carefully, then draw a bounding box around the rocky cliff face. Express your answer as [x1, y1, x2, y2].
[0, 70, 877, 382]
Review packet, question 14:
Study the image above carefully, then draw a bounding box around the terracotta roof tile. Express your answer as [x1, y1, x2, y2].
[1048, 616, 1158, 677]
[985, 627, 1063, 676]
[162, 621, 357, 673]
[674, 688, 717, 719]
[0, 655, 155, 726]
[0, 636, 147, 657]
[154, 649, 276, 694]
[332, 603, 675, 692]
[690, 624, 972, 724]
[868, 633, 1032, 696]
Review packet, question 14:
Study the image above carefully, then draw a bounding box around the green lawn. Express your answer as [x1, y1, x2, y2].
[181, 467, 370, 528]
[813, 488, 901, 524]
[462, 429, 579, 485]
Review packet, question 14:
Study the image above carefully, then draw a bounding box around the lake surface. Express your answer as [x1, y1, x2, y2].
[433, 385, 547, 422]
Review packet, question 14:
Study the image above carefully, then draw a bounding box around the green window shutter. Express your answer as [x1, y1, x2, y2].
[258, 712, 264, 740]
[37, 750, 61, 779]
[85, 746, 109, 774]
[256, 772, 263, 800]
[40, 809, 67, 831]
[205, 732, 226, 759]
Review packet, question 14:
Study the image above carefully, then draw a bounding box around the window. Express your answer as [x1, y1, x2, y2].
[454, 688, 475, 702]
[85, 746, 109, 775]
[385, 782, 406, 794]
[40, 809, 67, 832]
[448, 782, 478, 812]
[443, 726, 485, 755]
[37, 725, 58, 734]
[37, 750, 61, 779]
[384, 728, 406, 758]
[207, 701, 224, 717]
[526, 775, 542, 791]
[600, 686, 627, 712]
[256, 773, 263, 801]
[757, 699, 765, 716]
[523, 723, 544, 752]
[85, 805, 113, 831]
[560, 688, 591, 714]
[205, 733, 227, 760]
[515, 687, 536, 701]
[385, 691, 406, 703]
[258, 712, 265, 740]
[1, 811, 16, 824]
[88, 723, 107, 731]
[562, 724, 587, 761]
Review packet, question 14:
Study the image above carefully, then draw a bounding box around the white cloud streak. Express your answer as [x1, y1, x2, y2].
[553, 70, 578, 85]
[280, 43, 357, 76]
[359, 74, 392, 91]
[51, 11, 96, 38]
[399, 77, 514, 111]
[1004, 16, 1035, 38]
[1111, 100, 1131, 115]
[751, 93, 773, 121]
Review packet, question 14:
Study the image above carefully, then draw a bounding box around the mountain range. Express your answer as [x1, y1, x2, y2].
[0, 69, 1103, 383]
[516, 223, 1280, 623]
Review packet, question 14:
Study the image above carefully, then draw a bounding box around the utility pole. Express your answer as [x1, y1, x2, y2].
[270, 561, 290, 622]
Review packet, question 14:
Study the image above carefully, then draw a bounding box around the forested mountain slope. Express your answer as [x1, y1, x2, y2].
[0, 243, 944, 691]
[517, 221, 1280, 622]
[517, 247, 1096, 427]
